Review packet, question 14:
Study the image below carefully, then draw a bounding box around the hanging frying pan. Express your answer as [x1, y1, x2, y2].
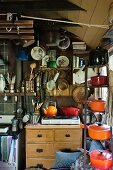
[31, 36, 46, 60]
[57, 35, 70, 50]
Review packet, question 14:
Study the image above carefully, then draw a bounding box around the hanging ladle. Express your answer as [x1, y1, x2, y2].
[29, 63, 36, 80]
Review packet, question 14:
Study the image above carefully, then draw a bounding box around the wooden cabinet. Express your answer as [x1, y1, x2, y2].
[26, 124, 82, 169]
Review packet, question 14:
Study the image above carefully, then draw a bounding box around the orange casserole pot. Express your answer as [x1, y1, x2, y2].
[88, 124, 111, 140]
[90, 150, 112, 170]
[87, 99, 106, 112]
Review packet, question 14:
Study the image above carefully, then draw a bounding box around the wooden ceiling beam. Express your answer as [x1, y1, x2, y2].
[0, 0, 86, 12]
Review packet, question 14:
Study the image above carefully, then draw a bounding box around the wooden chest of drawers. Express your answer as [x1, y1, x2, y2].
[26, 125, 82, 169]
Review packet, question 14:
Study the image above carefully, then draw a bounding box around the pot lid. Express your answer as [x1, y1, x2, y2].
[90, 98, 106, 103]
[90, 150, 112, 160]
[89, 124, 110, 131]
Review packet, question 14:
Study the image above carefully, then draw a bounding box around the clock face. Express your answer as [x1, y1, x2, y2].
[57, 35, 70, 50]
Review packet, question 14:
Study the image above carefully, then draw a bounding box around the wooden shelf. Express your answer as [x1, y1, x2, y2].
[87, 85, 109, 88]
[85, 64, 108, 68]
[0, 92, 36, 96]
[73, 50, 89, 55]
[73, 67, 81, 70]
[39, 67, 71, 71]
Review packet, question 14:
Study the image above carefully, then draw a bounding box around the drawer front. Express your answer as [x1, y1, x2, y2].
[27, 144, 54, 157]
[26, 129, 54, 143]
[55, 129, 82, 142]
[26, 158, 55, 169]
[54, 142, 82, 152]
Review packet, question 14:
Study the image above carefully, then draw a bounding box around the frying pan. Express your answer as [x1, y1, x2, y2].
[31, 38, 46, 60]
[57, 79, 69, 91]
[47, 72, 60, 91]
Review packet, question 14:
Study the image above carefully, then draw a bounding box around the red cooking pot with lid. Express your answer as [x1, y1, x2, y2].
[90, 150, 112, 170]
[61, 107, 80, 116]
[90, 73, 108, 86]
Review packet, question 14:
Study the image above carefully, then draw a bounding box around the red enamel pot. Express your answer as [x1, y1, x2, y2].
[90, 150, 112, 170]
[61, 107, 80, 116]
[90, 74, 108, 86]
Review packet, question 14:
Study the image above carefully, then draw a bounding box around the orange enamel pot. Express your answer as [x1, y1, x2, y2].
[88, 124, 111, 140]
[87, 99, 106, 112]
[90, 150, 112, 170]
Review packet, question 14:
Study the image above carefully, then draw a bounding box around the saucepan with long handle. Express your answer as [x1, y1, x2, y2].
[47, 72, 60, 91]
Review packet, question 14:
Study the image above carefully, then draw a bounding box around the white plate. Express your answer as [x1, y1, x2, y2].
[56, 56, 69, 67]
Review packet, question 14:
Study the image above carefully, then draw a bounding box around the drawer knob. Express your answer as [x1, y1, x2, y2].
[37, 164, 43, 168]
[37, 134, 42, 137]
[65, 134, 70, 137]
[36, 148, 43, 152]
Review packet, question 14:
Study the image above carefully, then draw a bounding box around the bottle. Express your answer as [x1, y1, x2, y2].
[0, 74, 5, 92]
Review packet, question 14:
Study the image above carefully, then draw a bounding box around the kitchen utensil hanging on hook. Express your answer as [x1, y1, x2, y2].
[29, 63, 36, 80]
[31, 34, 46, 60]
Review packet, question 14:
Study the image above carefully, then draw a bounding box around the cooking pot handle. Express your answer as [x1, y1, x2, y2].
[98, 97, 102, 100]
[45, 100, 57, 108]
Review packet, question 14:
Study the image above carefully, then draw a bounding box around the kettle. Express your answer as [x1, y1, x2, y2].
[89, 46, 108, 66]
[43, 100, 57, 116]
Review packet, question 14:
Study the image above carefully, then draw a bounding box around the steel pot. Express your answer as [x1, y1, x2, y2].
[89, 46, 108, 66]
[90, 74, 108, 86]
[61, 107, 80, 116]
[87, 98, 106, 112]
[90, 150, 112, 170]
[88, 124, 111, 140]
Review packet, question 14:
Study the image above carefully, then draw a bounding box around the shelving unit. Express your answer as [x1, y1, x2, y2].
[83, 64, 113, 170]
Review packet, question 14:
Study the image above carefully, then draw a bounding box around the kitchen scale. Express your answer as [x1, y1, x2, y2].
[41, 116, 80, 125]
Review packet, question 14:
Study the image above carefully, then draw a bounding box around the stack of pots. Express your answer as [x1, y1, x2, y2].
[85, 48, 112, 170]
[86, 98, 112, 170]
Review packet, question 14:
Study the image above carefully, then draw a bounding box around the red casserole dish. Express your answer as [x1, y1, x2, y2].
[61, 107, 80, 116]
[90, 74, 108, 86]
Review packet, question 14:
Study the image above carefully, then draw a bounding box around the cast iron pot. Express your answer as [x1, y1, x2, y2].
[90, 150, 112, 170]
[90, 74, 108, 86]
[89, 46, 108, 66]
[61, 107, 80, 116]
[88, 123, 111, 140]
[87, 98, 106, 112]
